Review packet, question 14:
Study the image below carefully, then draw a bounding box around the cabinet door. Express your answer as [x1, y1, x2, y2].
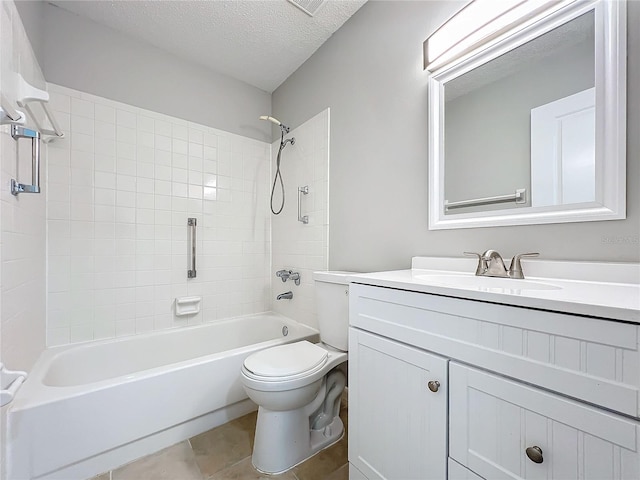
[450, 362, 640, 479]
[349, 328, 448, 480]
[449, 458, 485, 480]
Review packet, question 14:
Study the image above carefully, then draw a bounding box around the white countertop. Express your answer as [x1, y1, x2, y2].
[349, 257, 640, 322]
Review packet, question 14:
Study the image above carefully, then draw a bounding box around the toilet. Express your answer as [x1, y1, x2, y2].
[240, 271, 353, 474]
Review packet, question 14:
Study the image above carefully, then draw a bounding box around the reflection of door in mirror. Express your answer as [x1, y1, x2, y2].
[443, 11, 594, 215]
[531, 88, 595, 207]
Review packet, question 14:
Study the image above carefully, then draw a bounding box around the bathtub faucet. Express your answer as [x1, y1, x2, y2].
[276, 270, 301, 286]
[277, 291, 293, 300]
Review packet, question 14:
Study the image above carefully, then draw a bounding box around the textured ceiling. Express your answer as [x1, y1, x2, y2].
[49, 0, 368, 93]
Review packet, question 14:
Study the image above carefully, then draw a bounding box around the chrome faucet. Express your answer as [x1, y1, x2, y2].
[276, 270, 301, 286]
[465, 251, 539, 279]
[276, 291, 293, 300]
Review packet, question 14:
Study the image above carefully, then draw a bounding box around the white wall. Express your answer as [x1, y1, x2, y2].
[1, 1, 47, 476]
[271, 109, 330, 329]
[0, 0, 47, 372]
[45, 84, 271, 346]
[272, 0, 640, 270]
[16, 1, 273, 143]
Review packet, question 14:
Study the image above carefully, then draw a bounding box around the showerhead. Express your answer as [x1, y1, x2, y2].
[259, 115, 291, 134]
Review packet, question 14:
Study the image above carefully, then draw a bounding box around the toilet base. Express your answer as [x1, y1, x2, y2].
[252, 411, 344, 475]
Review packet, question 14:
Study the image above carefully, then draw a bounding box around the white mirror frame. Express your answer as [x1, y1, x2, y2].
[428, 0, 626, 230]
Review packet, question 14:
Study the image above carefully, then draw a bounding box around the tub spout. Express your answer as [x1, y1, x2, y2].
[277, 291, 293, 300]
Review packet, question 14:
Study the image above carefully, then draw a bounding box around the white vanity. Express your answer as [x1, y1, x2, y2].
[347, 257, 640, 480]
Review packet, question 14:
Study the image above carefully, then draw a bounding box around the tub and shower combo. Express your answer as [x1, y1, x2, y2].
[6, 313, 318, 480]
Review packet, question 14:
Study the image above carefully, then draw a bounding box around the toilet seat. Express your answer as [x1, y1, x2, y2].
[243, 341, 328, 381]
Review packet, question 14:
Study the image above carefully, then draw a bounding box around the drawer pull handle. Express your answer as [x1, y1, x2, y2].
[427, 380, 440, 392]
[525, 446, 543, 464]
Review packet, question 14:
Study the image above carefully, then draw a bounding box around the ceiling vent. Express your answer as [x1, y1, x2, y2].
[287, 0, 326, 17]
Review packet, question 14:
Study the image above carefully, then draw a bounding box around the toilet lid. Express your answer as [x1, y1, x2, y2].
[244, 341, 328, 378]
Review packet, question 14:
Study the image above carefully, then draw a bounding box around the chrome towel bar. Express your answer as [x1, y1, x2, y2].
[445, 188, 526, 210]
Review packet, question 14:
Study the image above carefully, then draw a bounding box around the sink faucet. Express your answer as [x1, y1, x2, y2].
[465, 251, 539, 279]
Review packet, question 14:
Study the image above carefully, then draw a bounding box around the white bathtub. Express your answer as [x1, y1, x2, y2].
[6, 313, 318, 480]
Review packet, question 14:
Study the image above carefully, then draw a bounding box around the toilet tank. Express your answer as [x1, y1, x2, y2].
[313, 271, 355, 352]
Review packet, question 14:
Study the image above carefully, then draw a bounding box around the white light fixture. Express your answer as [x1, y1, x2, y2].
[423, 0, 572, 71]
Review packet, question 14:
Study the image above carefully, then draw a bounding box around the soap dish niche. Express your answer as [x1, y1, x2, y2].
[175, 296, 201, 316]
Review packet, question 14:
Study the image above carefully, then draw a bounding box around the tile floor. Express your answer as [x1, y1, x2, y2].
[92, 397, 348, 480]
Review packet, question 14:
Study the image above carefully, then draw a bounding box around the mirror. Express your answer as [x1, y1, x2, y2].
[428, 0, 626, 230]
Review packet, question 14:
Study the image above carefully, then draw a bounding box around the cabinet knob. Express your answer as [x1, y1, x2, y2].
[525, 446, 543, 464]
[427, 380, 440, 392]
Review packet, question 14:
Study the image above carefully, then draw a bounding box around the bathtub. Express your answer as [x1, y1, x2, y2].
[6, 313, 318, 480]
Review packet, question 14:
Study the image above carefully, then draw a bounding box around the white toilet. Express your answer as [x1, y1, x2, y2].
[240, 271, 353, 474]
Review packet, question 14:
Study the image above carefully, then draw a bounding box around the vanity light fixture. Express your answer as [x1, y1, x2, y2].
[423, 0, 573, 71]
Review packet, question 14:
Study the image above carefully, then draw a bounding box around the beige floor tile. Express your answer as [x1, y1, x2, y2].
[208, 457, 297, 480]
[112, 441, 203, 480]
[324, 463, 349, 480]
[190, 411, 257, 478]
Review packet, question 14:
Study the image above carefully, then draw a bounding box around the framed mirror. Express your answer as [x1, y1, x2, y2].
[428, 0, 626, 230]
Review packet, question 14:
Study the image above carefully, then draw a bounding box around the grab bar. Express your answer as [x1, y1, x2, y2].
[11, 125, 41, 195]
[298, 185, 309, 224]
[445, 188, 526, 210]
[187, 218, 197, 278]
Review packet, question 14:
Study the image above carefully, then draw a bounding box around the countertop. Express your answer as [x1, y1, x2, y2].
[349, 257, 640, 323]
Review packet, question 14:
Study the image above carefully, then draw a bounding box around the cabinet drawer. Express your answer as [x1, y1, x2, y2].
[450, 363, 640, 479]
[350, 284, 640, 417]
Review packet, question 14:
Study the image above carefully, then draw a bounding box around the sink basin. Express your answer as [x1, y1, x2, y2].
[414, 274, 562, 291]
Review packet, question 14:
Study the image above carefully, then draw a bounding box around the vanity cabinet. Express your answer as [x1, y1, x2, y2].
[348, 328, 448, 480]
[348, 283, 640, 480]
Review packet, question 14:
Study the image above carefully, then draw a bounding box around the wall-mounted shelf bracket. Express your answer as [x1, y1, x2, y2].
[0, 92, 25, 125]
[15, 74, 64, 139]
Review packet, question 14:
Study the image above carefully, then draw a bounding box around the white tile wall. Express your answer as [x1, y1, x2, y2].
[271, 109, 330, 329]
[46, 84, 272, 346]
[0, 0, 47, 372]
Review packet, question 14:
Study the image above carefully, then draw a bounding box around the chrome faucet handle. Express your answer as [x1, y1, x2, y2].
[464, 252, 487, 276]
[508, 253, 539, 279]
[288, 271, 301, 286]
[276, 270, 290, 282]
